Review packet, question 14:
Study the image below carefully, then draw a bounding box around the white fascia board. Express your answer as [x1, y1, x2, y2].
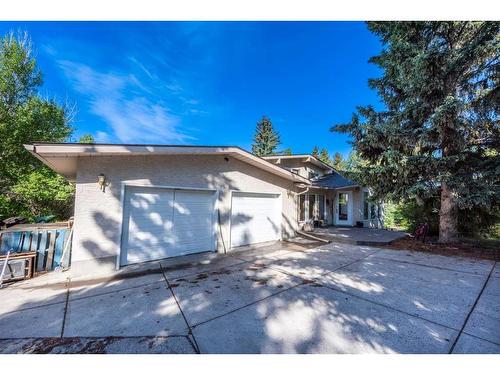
[24, 144, 311, 184]
[263, 154, 333, 171]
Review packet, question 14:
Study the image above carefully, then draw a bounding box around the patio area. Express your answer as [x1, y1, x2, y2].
[312, 226, 408, 245]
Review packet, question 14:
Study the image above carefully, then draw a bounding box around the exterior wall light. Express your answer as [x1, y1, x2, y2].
[97, 173, 107, 192]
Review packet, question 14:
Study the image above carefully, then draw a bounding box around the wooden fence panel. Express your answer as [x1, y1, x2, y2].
[54, 230, 66, 267]
[45, 231, 56, 271]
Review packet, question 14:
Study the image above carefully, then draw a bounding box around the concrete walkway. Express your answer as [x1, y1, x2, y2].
[0, 241, 498, 353]
[313, 226, 408, 245]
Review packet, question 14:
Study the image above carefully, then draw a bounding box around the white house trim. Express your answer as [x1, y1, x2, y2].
[24, 143, 311, 185]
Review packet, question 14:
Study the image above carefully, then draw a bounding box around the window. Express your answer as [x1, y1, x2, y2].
[308, 194, 316, 220]
[371, 203, 377, 219]
[299, 194, 305, 222]
[318, 195, 325, 220]
[363, 192, 369, 220]
[338, 193, 348, 221]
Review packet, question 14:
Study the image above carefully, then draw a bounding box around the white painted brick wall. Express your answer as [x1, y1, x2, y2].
[72, 154, 300, 270]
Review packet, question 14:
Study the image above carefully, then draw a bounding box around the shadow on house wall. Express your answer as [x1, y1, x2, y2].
[76, 153, 298, 266]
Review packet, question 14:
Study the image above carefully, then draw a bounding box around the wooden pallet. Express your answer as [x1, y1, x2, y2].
[0, 251, 36, 285]
[0, 228, 71, 273]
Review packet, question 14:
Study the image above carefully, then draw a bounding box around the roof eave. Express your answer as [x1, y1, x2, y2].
[262, 154, 334, 171]
[24, 143, 311, 185]
[312, 184, 360, 190]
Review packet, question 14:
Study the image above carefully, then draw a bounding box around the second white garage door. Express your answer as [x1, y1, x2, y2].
[121, 186, 216, 265]
[230, 192, 281, 248]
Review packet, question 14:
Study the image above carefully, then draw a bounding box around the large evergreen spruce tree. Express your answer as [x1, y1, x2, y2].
[311, 146, 319, 158]
[318, 148, 331, 164]
[251, 115, 281, 156]
[332, 22, 499, 242]
[332, 152, 345, 171]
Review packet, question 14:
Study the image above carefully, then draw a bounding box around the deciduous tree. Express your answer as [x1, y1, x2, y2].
[78, 134, 95, 143]
[0, 31, 73, 220]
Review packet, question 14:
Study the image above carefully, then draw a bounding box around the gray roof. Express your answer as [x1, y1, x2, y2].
[311, 171, 359, 189]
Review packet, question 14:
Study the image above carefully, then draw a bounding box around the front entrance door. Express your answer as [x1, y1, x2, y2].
[335, 191, 353, 226]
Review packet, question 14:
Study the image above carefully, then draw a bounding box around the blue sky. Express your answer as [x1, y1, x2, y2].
[0, 21, 382, 157]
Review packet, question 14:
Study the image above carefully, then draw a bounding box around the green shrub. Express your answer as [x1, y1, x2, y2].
[384, 199, 439, 235]
[384, 198, 499, 239]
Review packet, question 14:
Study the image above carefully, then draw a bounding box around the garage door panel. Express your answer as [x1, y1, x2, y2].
[174, 215, 213, 225]
[230, 192, 281, 248]
[122, 187, 215, 265]
[125, 188, 174, 263]
[169, 190, 215, 257]
[169, 227, 213, 240]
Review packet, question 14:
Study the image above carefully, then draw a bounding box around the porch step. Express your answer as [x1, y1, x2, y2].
[296, 231, 331, 244]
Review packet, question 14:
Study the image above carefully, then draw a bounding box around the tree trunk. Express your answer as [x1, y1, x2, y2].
[439, 181, 459, 243]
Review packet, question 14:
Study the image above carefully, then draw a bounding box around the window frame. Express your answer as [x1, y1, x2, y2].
[298, 194, 306, 222]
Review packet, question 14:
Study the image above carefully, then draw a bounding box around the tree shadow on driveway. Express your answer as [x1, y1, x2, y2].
[1, 243, 497, 353]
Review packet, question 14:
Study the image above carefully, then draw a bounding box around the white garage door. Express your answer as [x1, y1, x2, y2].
[230, 192, 281, 248]
[121, 186, 216, 265]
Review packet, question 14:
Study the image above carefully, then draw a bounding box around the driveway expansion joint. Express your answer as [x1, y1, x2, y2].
[301, 249, 483, 335]
[293, 248, 478, 335]
[3, 244, 498, 354]
[1, 298, 67, 315]
[160, 263, 200, 354]
[448, 261, 497, 353]
[319, 249, 383, 277]
[189, 247, 376, 329]
[372, 255, 494, 276]
[318, 278, 462, 334]
[60, 277, 71, 338]
[191, 282, 303, 329]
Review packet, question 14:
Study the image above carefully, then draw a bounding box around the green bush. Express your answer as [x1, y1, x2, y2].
[458, 206, 500, 239]
[385, 198, 499, 239]
[384, 199, 439, 235]
[11, 169, 74, 221]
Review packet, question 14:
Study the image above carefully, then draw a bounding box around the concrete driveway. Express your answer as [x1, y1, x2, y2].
[0, 241, 498, 353]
